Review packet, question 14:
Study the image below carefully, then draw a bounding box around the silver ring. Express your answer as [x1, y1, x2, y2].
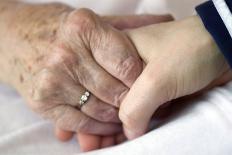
[79, 91, 91, 108]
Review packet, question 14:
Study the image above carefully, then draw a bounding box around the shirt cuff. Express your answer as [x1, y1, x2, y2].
[212, 0, 232, 38]
[225, 0, 232, 11]
[196, 1, 232, 67]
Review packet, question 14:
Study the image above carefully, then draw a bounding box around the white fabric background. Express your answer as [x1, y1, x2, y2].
[2, 0, 232, 155]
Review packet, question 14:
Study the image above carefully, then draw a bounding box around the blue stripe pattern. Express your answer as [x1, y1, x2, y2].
[225, 0, 232, 12]
[196, 1, 232, 67]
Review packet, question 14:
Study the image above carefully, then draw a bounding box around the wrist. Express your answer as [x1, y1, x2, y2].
[183, 15, 229, 73]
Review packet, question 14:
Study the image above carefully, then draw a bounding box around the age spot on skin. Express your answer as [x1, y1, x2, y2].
[20, 74, 24, 83]
[50, 29, 57, 43]
[0, 6, 7, 13]
[23, 34, 29, 40]
[28, 65, 32, 71]
[36, 55, 45, 62]
[13, 58, 18, 65]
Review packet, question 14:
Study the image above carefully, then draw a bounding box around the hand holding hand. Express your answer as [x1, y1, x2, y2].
[52, 10, 174, 151]
[0, 2, 173, 151]
[119, 15, 231, 139]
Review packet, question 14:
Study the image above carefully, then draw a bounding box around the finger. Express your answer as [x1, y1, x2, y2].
[46, 105, 122, 135]
[81, 95, 120, 123]
[34, 67, 120, 123]
[90, 12, 144, 87]
[55, 127, 74, 142]
[92, 14, 173, 87]
[77, 133, 101, 152]
[119, 65, 170, 139]
[101, 136, 115, 148]
[62, 8, 142, 88]
[64, 81, 121, 123]
[103, 14, 174, 30]
[115, 133, 127, 144]
[61, 10, 130, 107]
[74, 57, 129, 107]
[58, 78, 121, 123]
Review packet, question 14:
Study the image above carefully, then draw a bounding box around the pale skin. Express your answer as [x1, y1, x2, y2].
[57, 14, 232, 150]
[0, 0, 174, 152]
[120, 15, 232, 139]
[1, 0, 230, 152]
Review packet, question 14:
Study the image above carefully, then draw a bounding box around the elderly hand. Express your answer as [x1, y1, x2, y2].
[1, 1, 141, 140]
[53, 11, 174, 152]
[119, 15, 232, 139]
[0, 1, 174, 152]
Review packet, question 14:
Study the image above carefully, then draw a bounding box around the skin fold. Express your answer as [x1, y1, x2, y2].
[2, 0, 230, 152]
[0, 0, 173, 152]
[119, 15, 232, 139]
[56, 15, 232, 151]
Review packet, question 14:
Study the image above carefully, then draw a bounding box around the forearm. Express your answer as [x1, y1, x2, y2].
[0, 1, 72, 92]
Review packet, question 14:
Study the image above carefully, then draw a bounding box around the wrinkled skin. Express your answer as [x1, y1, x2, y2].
[49, 11, 173, 151]
[0, 1, 173, 152]
[27, 8, 142, 134]
[119, 16, 232, 139]
[5, 1, 229, 152]
[26, 8, 174, 136]
[30, 10, 173, 151]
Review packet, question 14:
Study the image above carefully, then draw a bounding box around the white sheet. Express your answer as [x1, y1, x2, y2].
[2, 0, 232, 155]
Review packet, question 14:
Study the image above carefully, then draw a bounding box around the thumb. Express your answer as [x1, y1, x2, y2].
[119, 63, 173, 139]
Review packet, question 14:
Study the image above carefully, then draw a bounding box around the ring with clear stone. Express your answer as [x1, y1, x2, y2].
[79, 91, 91, 108]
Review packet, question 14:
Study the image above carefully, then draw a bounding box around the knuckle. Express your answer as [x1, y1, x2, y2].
[48, 47, 76, 67]
[28, 100, 57, 120]
[116, 56, 142, 86]
[63, 8, 96, 36]
[32, 69, 60, 101]
[113, 88, 128, 107]
[98, 107, 118, 122]
[27, 100, 48, 114]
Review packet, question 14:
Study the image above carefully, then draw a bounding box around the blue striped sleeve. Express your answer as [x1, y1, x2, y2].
[225, 0, 232, 11]
[196, 1, 232, 67]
